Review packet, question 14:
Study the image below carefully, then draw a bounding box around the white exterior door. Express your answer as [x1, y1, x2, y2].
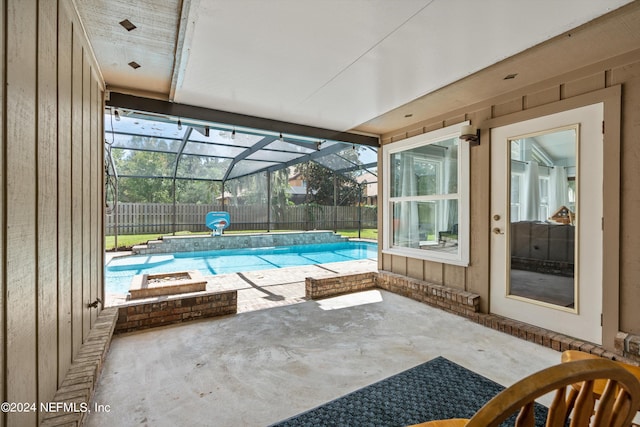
[490, 103, 603, 344]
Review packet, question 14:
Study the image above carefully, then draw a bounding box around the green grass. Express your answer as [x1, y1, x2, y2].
[335, 229, 378, 240]
[105, 228, 378, 250]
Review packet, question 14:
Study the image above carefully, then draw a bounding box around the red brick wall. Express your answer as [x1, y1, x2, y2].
[615, 332, 640, 363]
[376, 271, 480, 317]
[115, 291, 237, 334]
[305, 272, 376, 299]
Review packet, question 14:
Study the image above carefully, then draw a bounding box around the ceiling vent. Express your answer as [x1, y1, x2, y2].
[128, 61, 141, 69]
[119, 19, 137, 31]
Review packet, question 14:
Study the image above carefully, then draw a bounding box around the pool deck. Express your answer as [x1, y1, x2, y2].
[87, 289, 562, 427]
[93, 253, 640, 426]
[104, 251, 378, 312]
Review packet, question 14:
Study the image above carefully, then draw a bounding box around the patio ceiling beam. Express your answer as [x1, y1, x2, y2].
[107, 92, 380, 147]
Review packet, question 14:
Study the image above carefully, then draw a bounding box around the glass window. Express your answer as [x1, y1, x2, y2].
[507, 126, 577, 308]
[383, 123, 470, 266]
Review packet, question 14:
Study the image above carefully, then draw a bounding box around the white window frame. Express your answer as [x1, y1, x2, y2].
[382, 122, 470, 266]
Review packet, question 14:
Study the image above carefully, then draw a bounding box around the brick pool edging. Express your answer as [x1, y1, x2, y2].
[114, 290, 237, 334]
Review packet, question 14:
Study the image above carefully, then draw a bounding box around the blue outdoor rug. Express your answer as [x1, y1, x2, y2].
[270, 356, 548, 427]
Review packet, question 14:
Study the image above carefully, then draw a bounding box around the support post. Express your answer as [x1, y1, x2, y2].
[267, 170, 272, 232]
[333, 173, 338, 232]
[358, 183, 362, 239]
[172, 178, 176, 235]
[114, 180, 119, 249]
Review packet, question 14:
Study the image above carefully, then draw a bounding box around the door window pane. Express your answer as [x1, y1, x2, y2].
[508, 127, 577, 308]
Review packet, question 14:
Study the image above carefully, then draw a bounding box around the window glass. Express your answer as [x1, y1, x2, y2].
[383, 124, 469, 266]
[391, 200, 459, 253]
[390, 139, 458, 197]
[508, 126, 577, 307]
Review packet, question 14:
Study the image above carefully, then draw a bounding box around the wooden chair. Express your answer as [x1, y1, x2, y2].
[409, 358, 640, 427]
[561, 350, 640, 422]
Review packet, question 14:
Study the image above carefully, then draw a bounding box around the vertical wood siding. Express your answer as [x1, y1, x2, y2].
[81, 53, 91, 340]
[0, 1, 105, 424]
[37, 0, 59, 409]
[5, 1, 38, 426]
[70, 26, 83, 362]
[0, 0, 5, 418]
[57, 0, 73, 387]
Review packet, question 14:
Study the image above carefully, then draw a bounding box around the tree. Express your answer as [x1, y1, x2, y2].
[110, 135, 225, 204]
[296, 162, 359, 206]
[175, 180, 219, 204]
[270, 169, 290, 224]
[110, 136, 173, 202]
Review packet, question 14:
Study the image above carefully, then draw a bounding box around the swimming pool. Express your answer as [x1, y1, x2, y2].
[105, 241, 377, 295]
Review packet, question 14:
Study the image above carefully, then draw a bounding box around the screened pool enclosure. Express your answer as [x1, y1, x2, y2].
[104, 99, 379, 245]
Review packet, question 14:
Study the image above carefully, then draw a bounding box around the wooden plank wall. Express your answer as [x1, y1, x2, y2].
[70, 24, 84, 363]
[57, 0, 73, 387]
[37, 0, 59, 408]
[5, 4, 38, 427]
[0, 1, 105, 425]
[0, 0, 4, 418]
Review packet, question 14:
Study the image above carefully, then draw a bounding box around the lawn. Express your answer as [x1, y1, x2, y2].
[105, 228, 378, 250]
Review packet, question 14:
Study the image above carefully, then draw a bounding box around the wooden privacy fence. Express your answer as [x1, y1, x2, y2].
[105, 203, 377, 235]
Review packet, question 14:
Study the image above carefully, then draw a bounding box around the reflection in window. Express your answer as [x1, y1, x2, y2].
[510, 129, 575, 223]
[508, 127, 577, 309]
[390, 138, 458, 251]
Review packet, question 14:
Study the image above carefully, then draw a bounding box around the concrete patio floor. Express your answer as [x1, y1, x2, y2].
[88, 278, 565, 426]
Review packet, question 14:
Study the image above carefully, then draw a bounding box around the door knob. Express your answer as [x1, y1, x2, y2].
[493, 227, 504, 235]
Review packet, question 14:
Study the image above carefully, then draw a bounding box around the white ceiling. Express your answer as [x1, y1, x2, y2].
[77, 0, 634, 134]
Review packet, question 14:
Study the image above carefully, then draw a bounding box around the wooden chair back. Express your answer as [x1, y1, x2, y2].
[465, 358, 640, 427]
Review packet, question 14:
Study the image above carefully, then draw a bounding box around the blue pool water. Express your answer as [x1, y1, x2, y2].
[105, 241, 377, 295]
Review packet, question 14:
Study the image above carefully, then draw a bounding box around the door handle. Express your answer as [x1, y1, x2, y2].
[493, 227, 504, 235]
